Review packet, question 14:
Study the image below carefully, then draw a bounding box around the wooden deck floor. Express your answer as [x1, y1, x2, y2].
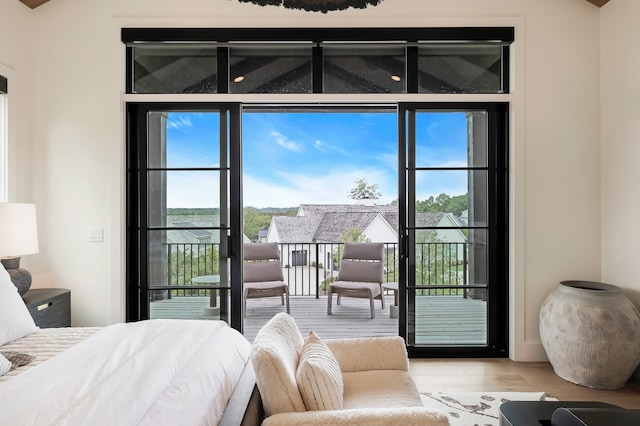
[150, 294, 487, 344]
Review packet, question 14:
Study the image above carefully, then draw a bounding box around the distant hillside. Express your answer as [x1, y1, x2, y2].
[166, 207, 297, 242]
[167, 208, 219, 215]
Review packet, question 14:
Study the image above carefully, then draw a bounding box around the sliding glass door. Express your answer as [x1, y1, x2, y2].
[126, 101, 509, 355]
[399, 103, 508, 357]
[126, 103, 243, 330]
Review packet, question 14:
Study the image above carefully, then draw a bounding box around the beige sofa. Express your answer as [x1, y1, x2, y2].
[250, 313, 449, 425]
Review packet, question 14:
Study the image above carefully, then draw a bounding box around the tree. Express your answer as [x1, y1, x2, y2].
[339, 227, 371, 243]
[415, 193, 468, 217]
[348, 178, 381, 200]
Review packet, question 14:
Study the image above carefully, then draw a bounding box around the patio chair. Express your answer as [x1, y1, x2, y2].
[327, 242, 385, 319]
[243, 242, 290, 318]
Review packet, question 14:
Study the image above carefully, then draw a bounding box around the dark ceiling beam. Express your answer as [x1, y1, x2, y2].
[19, 0, 611, 9]
[19, 0, 50, 8]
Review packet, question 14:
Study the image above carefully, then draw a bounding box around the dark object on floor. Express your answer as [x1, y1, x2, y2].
[499, 400, 628, 426]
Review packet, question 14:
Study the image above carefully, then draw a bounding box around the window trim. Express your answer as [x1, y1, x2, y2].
[123, 27, 514, 95]
[0, 73, 7, 202]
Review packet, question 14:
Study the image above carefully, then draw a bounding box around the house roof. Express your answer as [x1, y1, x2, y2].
[298, 204, 399, 230]
[415, 212, 446, 227]
[313, 211, 381, 242]
[270, 206, 469, 243]
[270, 216, 318, 242]
[270, 203, 397, 243]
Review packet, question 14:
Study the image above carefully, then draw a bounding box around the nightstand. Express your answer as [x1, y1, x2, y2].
[22, 288, 71, 328]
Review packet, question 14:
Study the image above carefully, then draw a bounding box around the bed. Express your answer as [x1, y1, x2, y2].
[0, 265, 262, 426]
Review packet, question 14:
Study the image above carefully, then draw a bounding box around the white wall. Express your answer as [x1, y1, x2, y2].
[600, 0, 640, 378]
[0, 0, 34, 201]
[1, 0, 605, 361]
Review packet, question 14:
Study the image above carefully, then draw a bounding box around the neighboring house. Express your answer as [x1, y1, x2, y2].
[165, 216, 220, 245]
[267, 203, 467, 269]
[415, 212, 468, 262]
[257, 226, 269, 242]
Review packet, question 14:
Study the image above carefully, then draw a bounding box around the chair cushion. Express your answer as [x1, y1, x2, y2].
[336, 260, 383, 284]
[245, 280, 287, 292]
[330, 281, 382, 298]
[342, 370, 423, 409]
[296, 332, 344, 411]
[251, 313, 306, 416]
[244, 261, 284, 283]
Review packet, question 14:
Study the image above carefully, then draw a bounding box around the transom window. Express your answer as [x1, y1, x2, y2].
[123, 28, 513, 95]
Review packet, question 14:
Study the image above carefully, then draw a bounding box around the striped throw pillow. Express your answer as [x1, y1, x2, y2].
[0, 353, 10, 377]
[296, 331, 343, 411]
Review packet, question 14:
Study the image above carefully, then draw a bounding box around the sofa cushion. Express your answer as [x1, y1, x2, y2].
[296, 332, 344, 411]
[251, 313, 306, 416]
[342, 370, 423, 410]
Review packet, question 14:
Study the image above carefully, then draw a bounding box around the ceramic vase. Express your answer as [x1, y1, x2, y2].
[539, 280, 640, 389]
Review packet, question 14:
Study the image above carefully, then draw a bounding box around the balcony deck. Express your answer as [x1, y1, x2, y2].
[150, 294, 487, 344]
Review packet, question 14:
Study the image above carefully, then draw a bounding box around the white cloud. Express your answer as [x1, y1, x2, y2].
[270, 131, 303, 152]
[167, 115, 193, 130]
[313, 140, 349, 156]
[166, 172, 220, 208]
[244, 168, 396, 208]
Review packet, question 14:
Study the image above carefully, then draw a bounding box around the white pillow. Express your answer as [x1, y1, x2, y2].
[0, 262, 37, 346]
[296, 331, 344, 411]
[0, 353, 10, 376]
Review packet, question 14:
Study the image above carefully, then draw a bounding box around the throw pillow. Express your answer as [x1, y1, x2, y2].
[0, 263, 38, 346]
[1, 351, 36, 370]
[0, 353, 10, 376]
[296, 331, 343, 411]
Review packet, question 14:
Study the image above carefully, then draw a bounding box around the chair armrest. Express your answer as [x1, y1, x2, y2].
[325, 336, 409, 372]
[261, 407, 449, 426]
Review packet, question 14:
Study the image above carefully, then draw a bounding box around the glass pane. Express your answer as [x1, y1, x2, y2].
[148, 112, 222, 169]
[229, 44, 312, 94]
[410, 293, 488, 346]
[415, 170, 487, 227]
[147, 229, 230, 321]
[418, 44, 503, 94]
[147, 170, 225, 227]
[413, 229, 487, 288]
[415, 111, 487, 168]
[324, 44, 405, 93]
[132, 45, 217, 94]
[410, 228, 487, 346]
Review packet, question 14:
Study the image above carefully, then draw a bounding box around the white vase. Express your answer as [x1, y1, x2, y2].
[539, 280, 640, 389]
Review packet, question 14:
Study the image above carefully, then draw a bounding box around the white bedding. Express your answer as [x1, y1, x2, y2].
[0, 326, 101, 383]
[0, 319, 251, 425]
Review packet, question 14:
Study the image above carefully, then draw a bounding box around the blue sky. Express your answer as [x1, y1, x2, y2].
[165, 110, 470, 208]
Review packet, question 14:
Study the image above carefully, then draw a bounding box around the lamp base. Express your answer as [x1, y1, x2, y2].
[1, 257, 32, 296]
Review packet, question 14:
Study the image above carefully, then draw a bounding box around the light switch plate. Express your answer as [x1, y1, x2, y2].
[88, 227, 104, 242]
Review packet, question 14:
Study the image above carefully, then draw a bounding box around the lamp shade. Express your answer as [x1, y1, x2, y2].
[0, 203, 39, 257]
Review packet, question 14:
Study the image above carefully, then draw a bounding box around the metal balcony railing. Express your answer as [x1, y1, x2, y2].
[158, 241, 469, 298]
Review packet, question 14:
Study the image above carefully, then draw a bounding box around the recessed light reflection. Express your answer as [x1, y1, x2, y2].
[233, 75, 245, 83]
[391, 75, 401, 82]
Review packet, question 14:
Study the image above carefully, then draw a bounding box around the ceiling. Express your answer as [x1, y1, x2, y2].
[18, 0, 611, 9]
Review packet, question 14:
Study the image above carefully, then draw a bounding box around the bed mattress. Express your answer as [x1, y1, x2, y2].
[0, 326, 100, 383]
[0, 319, 251, 425]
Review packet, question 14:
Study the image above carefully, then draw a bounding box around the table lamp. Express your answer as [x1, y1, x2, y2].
[0, 203, 39, 295]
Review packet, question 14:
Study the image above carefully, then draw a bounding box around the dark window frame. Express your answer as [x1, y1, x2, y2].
[398, 102, 509, 358]
[123, 27, 514, 95]
[0, 75, 7, 94]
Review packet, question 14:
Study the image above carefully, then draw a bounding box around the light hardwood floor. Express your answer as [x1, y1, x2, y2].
[151, 296, 640, 409]
[410, 358, 640, 409]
